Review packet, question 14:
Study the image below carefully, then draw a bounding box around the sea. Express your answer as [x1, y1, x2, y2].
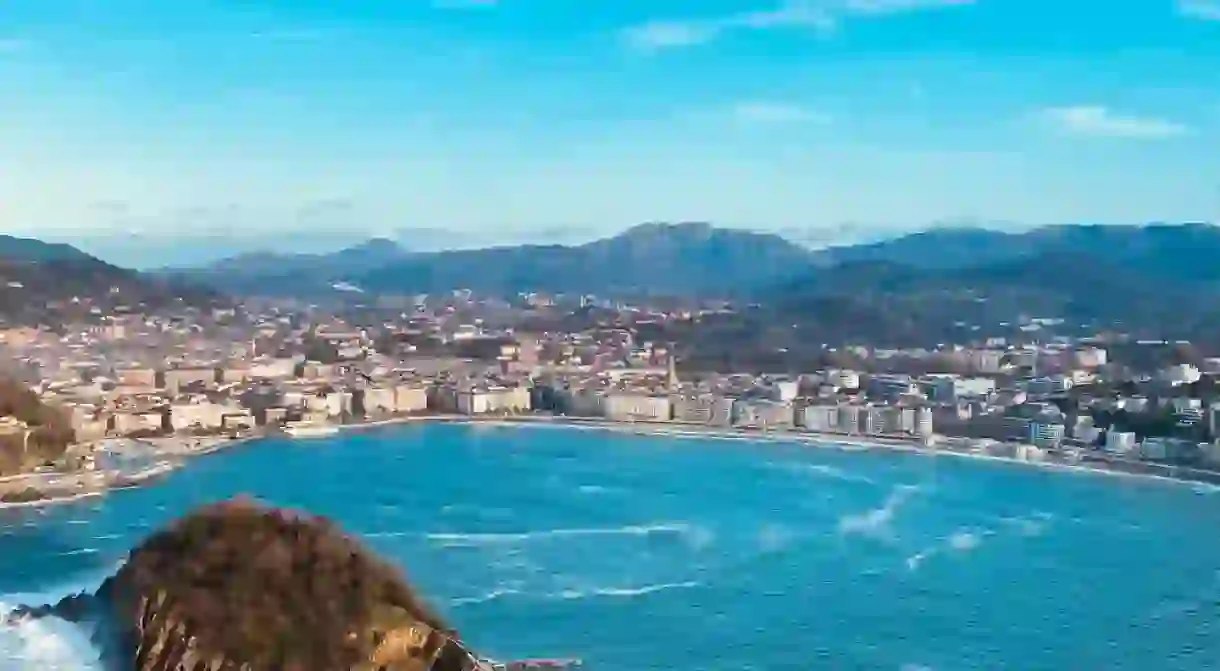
[2, 422, 1220, 671]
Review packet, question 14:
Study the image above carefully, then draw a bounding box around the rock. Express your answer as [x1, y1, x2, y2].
[8, 497, 478, 671]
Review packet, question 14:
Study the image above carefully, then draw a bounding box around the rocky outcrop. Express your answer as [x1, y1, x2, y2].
[8, 497, 479, 671]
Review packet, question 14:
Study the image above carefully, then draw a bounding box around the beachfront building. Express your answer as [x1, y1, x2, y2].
[732, 399, 793, 429]
[325, 391, 353, 418]
[394, 385, 429, 414]
[364, 387, 398, 416]
[672, 394, 734, 426]
[916, 407, 934, 439]
[169, 400, 234, 432]
[603, 392, 671, 422]
[800, 404, 837, 432]
[113, 410, 165, 436]
[456, 385, 531, 415]
[555, 387, 605, 417]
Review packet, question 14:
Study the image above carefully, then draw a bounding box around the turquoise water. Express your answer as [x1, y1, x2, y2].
[2, 422, 1220, 670]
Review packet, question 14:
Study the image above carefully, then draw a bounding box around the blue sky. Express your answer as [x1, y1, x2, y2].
[1, 0, 1218, 264]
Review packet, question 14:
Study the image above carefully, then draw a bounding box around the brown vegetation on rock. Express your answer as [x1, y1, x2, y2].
[85, 497, 474, 671]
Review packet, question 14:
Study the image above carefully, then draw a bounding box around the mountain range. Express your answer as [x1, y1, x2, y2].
[0, 235, 225, 326]
[158, 222, 818, 297]
[160, 220, 1220, 300]
[3, 221, 1220, 343]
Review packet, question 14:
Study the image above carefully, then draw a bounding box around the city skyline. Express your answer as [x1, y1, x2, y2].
[1, 0, 1219, 255]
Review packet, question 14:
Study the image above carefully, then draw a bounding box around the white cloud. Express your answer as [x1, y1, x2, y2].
[732, 101, 831, 124]
[1040, 105, 1189, 139]
[623, 0, 974, 51]
[1178, 0, 1220, 20]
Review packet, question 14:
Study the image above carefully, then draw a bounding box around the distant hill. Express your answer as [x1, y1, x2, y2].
[164, 223, 816, 298]
[159, 238, 409, 296]
[0, 235, 226, 326]
[811, 227, 1023, 269]
[810, 221, 1220, 272]
[158, 221, 1220, 312]
[747, 222, 1220, 351]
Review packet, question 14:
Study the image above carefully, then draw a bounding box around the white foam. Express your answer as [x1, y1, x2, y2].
[0, 569, 115, 671]
[450, 587, 522, 606]
[757, 524, 793, 553]
[838, 485, 921, 539]
[426, 523, 694, 547]
[556, 581, 699, 600]
[576, 485, 611, 495]
[905, 548, 935, 571]
[946, 530, 981, 552]
[998, 515, 1047, 537]
[779, 462, 875, 485]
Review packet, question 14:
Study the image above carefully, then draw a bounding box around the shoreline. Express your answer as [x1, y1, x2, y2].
[4, 413, 1216, 510]
[0, 433, 263, 511]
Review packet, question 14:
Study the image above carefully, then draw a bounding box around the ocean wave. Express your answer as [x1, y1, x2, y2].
[53, 548, 99, 558]
[577, 484, 613, 495]
[450, 587, 522, 606]
[450, 581, 701, 606]
[905, 549, 935, 571]
[0, 568, 116, 671]
[0, 605, 101, 671]
[838, 484, 922, 539]
[776, 462, 875, 485]
[946, 530, 982, 552]
[997, 514, 1049, 537]
[556, 581, 699, 600]
[426, 523, 696, 547]
[757, 524, 793, 553]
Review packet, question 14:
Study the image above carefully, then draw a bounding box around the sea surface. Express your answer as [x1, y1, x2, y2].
[2, 422, 1220, 670]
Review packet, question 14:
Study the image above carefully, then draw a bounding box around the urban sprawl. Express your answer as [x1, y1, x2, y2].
[3, 292, 1220, 505]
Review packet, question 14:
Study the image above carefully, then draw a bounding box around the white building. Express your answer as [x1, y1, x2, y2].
[603, 393, 671, 422]
[1105, 431, 1137, 455]
[732, 399, 793, 428]
[169, 401, 227, 432]
[1072, 347, 1108, 369]
[457, 386, 531, 415]
[915, 407, 934, 439]
[1161, 364, 1201, 386]
[768, 381, 799, 402]
[364, 387, 397, 416]
[394, 385, 429, 414]
[801, 404, 838, 432]
[826, 370, 860, 390]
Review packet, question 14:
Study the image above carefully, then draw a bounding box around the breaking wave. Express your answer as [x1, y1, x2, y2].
[838, 484, 923, 539]
[426, 523, 696, 547]
[0, 568, 115, 670]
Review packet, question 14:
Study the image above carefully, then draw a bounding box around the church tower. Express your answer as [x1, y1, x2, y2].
[666, 345, 680, 391]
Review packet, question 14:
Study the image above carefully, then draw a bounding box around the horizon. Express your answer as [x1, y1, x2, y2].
[2, 0, 1219, 268]
[8, 218, 1220, 270]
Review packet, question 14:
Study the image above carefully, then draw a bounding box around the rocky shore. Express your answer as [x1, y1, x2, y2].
[5, 498, 478, 671]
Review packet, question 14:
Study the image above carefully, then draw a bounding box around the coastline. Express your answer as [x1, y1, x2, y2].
[0, 433, 263, 510]
[346, 413, 1220, 489]
[4, 413, 1216, 511]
